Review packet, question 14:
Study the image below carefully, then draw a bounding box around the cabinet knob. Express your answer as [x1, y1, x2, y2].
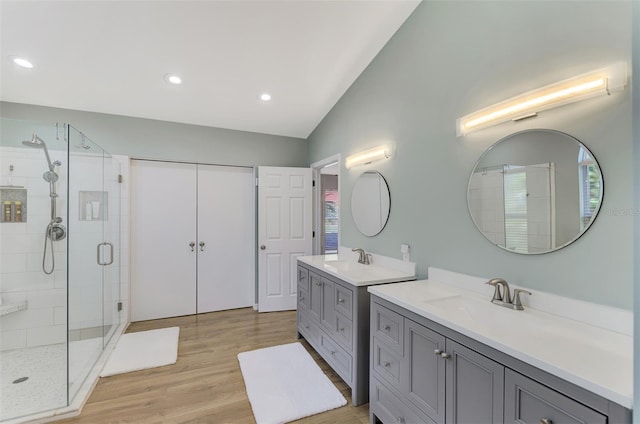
[383, 325, 391, 331]
[540, 419, 552, 424]
[440, 352, 451, 360]
[330, 351, 336, 356]
[199, 241, 205, 251]
[189, 241, 195, 252]
[315, 281, 322, 286]
[384, 362, 391, 368]
[260, 245, 266, 250]
[338, 298, 344, 304]
[339, 327, 345, 332]
[395, 417, 405, 423]
[434, 349, 442, 355]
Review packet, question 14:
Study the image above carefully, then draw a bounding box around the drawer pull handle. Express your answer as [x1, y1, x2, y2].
[396, 417, 405, 423]
[440, 352, 451, 360]
[384, 362, 391, 368]
[540, 419, 552, 424]
[338, 298, 345, 304]
[434, 349, 442, 355]
[383, 325, 391, 331]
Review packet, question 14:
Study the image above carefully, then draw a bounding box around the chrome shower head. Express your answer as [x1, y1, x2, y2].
[21, 134, 55, 172]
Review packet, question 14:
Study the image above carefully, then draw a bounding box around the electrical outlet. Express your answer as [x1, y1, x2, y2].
[400, 243, 410, 261]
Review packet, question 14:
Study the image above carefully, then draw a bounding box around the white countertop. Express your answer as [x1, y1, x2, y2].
[297, 254, 416, 286]
[368, 279, 633, 409]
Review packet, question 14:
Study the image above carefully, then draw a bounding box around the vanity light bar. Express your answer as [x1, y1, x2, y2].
[457, 63, 628, 136]
[345, 145, 392, 169]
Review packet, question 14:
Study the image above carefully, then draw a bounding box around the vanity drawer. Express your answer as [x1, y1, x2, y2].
[372, 302, 404, 353]
[334, 283, 353, 319]
[298, 311, 321, 348]
[297, 266, 309, 292]
[333, 313, 353, 350]
[298, 286, 310, 310]
[372, 337, 402, 389]
[505, 369, 607, 424]
[319, 333, 352, 385]
[371, 376, 433, 424]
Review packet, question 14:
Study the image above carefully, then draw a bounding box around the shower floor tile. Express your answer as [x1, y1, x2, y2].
[0, 338, 102, 422]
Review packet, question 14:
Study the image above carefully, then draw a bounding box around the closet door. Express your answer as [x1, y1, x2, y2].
[131, 160, 197, 321]
[197, 164, 254, 313]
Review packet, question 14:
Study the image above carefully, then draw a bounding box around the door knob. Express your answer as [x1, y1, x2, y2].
[260, 245, 266, 250]
[189, 241, 195, 252]
[199, 241, 205, 251]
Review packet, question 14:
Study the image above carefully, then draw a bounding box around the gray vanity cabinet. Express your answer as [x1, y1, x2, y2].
[370, 295, 629, 424]
[371, 301, 504, 424]
[297, 263, 374, 406]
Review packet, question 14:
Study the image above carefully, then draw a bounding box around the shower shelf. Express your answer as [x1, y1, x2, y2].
[0, 301, 27, 316]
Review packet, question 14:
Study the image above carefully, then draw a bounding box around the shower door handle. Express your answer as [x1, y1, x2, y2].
[97, 242, 114, 266]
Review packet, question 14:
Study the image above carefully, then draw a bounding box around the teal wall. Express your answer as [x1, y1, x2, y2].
[308, 1, 633, 309]
[0, 102, 307, 167]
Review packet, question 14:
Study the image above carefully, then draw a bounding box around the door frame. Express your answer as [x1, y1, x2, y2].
[311, 154, 341, 255]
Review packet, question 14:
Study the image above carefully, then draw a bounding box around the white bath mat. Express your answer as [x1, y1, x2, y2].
[100, 327, 179, 377]
[238, 342, 346, 424]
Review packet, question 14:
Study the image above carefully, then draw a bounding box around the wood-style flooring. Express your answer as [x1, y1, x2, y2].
[59, 308, 370, 424]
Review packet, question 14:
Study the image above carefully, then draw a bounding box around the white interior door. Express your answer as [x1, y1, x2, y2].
[197, 164, 254, 313]
[258, 166, 312, 312]
[130, 160, 197, 321]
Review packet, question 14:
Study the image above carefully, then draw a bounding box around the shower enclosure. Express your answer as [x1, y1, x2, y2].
[0, 118, 122, 422]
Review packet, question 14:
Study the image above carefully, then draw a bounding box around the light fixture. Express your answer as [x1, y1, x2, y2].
[10, 56, 33, 69]
[345, 145, 393, 169]
[260, 93, 272, 101]
[457, 62, 628, 136]
[164, 74, 182, 85]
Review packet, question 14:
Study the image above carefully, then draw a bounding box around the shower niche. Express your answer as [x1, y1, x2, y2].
[79, 190, 108, 221]
[0, 187, 27, 223]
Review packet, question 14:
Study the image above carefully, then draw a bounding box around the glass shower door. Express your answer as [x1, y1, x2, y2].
[67, 126, 120, 402]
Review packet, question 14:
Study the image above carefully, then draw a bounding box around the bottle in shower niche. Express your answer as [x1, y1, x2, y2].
[85, 201, 93, 221]
[3, 200, 12, 222]
[14, 201, 22, 222]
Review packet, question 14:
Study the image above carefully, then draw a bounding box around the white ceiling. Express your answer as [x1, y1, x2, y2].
[0, 0, 420, 138]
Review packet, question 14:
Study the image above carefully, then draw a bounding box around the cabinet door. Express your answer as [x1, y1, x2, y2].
[131, 160, 197, 321]
[402, 318, 446, 424]
[309, 271, 322, 321]
[445, 340, 504, 424]
[197, 164, 254, 313]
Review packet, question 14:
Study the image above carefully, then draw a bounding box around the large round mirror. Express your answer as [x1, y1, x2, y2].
[468, 129, 603, 254]
[351, 171, 391, 237]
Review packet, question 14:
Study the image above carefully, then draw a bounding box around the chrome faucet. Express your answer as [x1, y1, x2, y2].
[485, 278, 531, 310]
[352, 248, 371, 265]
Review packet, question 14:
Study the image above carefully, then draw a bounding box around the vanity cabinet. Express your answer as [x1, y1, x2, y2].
[370, 296, 630, 424]
[296, 263, 371, 406]
[371, 302, 503, 424]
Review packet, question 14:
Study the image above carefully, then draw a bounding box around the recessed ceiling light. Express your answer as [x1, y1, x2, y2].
[10, 56, 33, 69]
[260, 93, 272, 101]
[164, 74, 182, 85]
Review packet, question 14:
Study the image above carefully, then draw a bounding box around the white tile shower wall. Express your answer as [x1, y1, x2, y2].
[0, 146, 68, 351]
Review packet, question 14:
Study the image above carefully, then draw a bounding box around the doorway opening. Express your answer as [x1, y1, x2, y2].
[312, 155, 340, 255]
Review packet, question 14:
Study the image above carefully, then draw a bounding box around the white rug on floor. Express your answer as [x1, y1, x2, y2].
[100, 327, 179, 377]
[238, 342, 346, 424]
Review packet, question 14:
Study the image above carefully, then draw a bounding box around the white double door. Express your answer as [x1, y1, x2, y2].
[131, 160, 254, 322]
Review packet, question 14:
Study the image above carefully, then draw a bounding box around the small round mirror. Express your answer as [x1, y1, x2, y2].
[351, 171, 391, 237]
[468, 129, 603, 254]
